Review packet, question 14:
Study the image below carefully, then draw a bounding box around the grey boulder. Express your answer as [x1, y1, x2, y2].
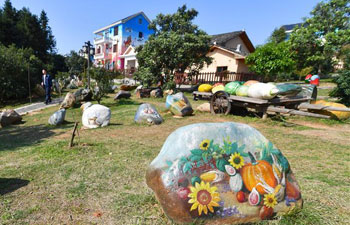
[0, 109, 22, 127]
[114, 90, 131, 100]
[74, 88, 92, 102]
[48, 109, 66, 125]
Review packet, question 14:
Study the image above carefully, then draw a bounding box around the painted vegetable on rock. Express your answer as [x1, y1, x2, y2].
[248, 187, 261, 206]
[241, 152, 277, 195]
[229, 173, 243, 192]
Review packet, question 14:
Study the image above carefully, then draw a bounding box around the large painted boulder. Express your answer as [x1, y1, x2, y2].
[134, 103, 163, 125]
[248, 83, 279, 100]
[224, 82, 241, 95]
[48, 109, 66, 125]
[81, 102, 111, 129]
[146, 122, 302, 224]
[166, 92, 193, 117]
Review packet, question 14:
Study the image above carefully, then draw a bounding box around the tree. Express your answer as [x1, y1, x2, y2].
[268, 27, 287, 44]
[135, 5, 212, 89]
[245, 42, 296, 81]
[90, 67, 116, 104]
[330, 45, 350, 106]
[290, 0, 350, 74]
[0, 44, 42, 103]
[65, 50, 86, 75]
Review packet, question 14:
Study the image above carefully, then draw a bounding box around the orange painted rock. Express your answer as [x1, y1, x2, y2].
[243, 80, 259, 86]
[146, 122, 303, 224]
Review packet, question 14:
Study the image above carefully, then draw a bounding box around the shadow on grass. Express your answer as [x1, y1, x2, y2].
[0, 124, 64, 151]
[107, 99, 140, 108]
[0, 178, 29, 195]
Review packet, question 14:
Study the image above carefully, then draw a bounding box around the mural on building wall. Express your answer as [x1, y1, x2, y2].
[94, 13, 154, 70]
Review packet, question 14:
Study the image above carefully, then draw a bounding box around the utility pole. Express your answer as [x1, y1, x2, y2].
[80, 41, 95, 89]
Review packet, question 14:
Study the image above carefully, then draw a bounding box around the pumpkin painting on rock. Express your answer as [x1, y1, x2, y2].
[146, 122, 302, 224]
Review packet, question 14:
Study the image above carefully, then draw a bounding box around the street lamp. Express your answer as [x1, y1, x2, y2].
[80, 41, 95, 89]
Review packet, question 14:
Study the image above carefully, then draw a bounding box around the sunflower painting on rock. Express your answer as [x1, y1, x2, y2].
[146, 122, 303, 224]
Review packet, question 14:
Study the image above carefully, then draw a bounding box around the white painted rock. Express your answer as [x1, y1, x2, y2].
[134, 103, 163, 125]
[81, 102, 111, 129]
[247, 83, 278, 100]
[48, 109, 66, 125]
[146, 122, 302, 224]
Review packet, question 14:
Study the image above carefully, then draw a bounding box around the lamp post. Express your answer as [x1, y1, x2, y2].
[80, 41, 95, 89]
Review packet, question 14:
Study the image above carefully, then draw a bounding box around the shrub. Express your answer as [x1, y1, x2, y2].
[330, 70, 350, 106]
[89, 67, 116, 103]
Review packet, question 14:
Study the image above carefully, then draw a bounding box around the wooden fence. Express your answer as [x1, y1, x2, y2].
[174, 72, 262, 85]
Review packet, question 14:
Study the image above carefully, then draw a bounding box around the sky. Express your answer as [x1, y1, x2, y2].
[2, 0, 322, 55]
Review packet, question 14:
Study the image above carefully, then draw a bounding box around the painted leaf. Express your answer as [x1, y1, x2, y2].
[191, 149, 203, 156]
[216, 158, 229, 172]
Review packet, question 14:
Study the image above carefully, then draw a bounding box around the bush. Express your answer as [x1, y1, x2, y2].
[330, 70, 350, 106]
[0, 44, 43, 103]
[89, 67, 116, 103]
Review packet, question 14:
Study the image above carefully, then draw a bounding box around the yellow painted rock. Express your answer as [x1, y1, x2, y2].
[212, 85, 225, 94]
[311, 100, 350, 120]
[198, 84, 213, 92]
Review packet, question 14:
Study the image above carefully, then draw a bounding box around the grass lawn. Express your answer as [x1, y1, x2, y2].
[0, 93, 349, 225]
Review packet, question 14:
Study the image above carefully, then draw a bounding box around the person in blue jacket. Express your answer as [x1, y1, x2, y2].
[41, 69, 52, 104]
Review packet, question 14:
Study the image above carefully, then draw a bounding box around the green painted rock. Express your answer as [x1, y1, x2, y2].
[224, 82, 241, 95]
[146, 122, 302, 224]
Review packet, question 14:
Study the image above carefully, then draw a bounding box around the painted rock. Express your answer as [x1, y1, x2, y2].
[275, 84, 302, 97]
[48, 109, 66, 125]
[248, 83, 278, 100]
[81, 102, 111, 129]
[310, 100, 350, 120]
[114, 90, 131, 100]
[224, 82, 241, 95]
[166, 92, 193, 116]
[243, 80, 259, 86]
[60, 92, 76, 109]
[0, 109, 22, 127]
[236, 85, 249, 97]
[134, 103, 163, 125]
[146, 122, 302, 224]
[212, 85, 225, 94]
[198, 84, 213, 93]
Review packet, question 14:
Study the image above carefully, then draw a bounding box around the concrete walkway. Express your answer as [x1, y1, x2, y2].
[15, 98, 63, 115]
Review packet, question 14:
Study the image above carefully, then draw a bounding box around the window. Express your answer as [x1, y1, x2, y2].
[113, 44, 117, 53]
[216, 66, 228, 72]
[114, 26, 118, 36]
[138, 32, 143, 38]
[97, 46, 101, 54]
[138, 18, 142, 24]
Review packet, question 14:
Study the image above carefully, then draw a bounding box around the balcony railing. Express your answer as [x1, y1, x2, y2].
[93, 36, 112, 45]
